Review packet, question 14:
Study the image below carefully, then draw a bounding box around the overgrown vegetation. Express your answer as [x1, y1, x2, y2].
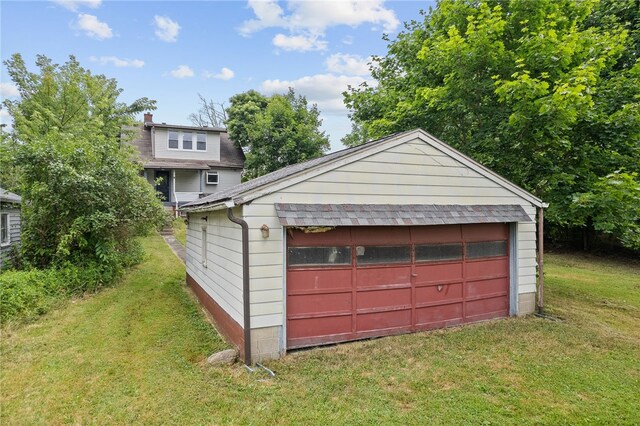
[0, 246, 142, 324]
[1, 235, 638, 424]
[1, 54, 165, 268]
[344, 0, 640, 250]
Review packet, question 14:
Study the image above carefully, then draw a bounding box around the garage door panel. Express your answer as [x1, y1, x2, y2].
[414, 263, 463, 284]
[352, 226, 411, 244]
[411, 225, 462, 243]
[416, 303, 463, 327]
[356, 266, 411, 288]
[465, 296, 509, 319]
[287, 315, 352, 342]
[466, 277, 509, 298]
[462, 223, 508, 241]
[357, 309, 412, 332]
[287, 269, 352, 293]
[357, 287, 411, 310]
[466, 258, 509, 279]
[416, 282, 463, 305]
[287, 292, 352, 317]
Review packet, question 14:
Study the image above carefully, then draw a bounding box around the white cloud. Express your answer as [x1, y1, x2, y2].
[239, 0, 287, 35]
[342, 35, 354, 45]
[76, 13, 113, 39]
[0, 83, 19, 97]
[89, 56, 144, 68]
[204, 67, 235, 80]
[240, 1, 398, 52]
[169, 65, 194, 79]
[52, 0, 101, 11]
[154, 15, 180, 42]
[272, 33, 327, 52]
[261, 73, 370, 113]
[325, 53, 370, 76]
[240, 0, 399, 35]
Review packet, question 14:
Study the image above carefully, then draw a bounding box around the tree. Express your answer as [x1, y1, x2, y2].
[227, 89, 330, 180]
[344, 0, 640, 250]
[2, 54, 165, 268]
[188, 93, 227, 128]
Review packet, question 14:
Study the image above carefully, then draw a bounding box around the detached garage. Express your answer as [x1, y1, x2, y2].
[182, 129, 546, 364]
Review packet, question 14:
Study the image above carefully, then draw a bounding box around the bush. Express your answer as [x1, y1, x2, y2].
[0, 260, 125, 324]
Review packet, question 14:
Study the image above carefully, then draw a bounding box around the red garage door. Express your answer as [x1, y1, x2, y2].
[286, 224, 510, 349]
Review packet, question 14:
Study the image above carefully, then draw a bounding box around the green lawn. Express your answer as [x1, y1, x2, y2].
[1, 237, 639, 425]
[172, 217, 186, 246]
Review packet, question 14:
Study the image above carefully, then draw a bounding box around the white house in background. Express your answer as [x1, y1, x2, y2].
[181, 129, 547, 364]
[0, 187, 22, 270]
[124, 113, 245, 214]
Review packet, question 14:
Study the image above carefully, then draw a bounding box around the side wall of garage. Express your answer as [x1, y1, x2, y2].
[186, 207, 246, 354]
[242, 137, 538, 358]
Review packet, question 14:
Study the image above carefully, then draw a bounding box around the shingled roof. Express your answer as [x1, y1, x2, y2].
[274, 204, 532, 227]
[0, 187, 21, 204]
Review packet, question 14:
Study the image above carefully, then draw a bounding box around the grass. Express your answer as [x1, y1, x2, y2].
[172, 217, 186, 246]
[1, 237, 639, 425]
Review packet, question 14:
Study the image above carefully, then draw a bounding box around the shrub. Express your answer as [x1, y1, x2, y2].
[0, 260, 125, 324]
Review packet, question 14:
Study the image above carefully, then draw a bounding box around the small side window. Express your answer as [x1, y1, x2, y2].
[0, 213, 9, 245]
[168, 131, 179, 149]
[206, 172, 219, 185]
[201, 226, 207, 267]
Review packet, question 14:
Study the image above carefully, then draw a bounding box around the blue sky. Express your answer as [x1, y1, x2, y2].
[1, 0, 436, 150]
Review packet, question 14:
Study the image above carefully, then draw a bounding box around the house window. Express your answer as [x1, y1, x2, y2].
[0, 213, 9, 245]
[201, 226, 207, 268]
[196, 133, 206, 151]
[167, 130, 205, 151]
[182, 132, 193, 150]
[168, 131, 179, 149]
[206, 172, 219, 185]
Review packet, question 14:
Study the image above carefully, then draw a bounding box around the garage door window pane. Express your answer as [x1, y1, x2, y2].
[466, 241, 507, 259]
[357, 245, 411, 265]
[416, 243, 462, 262]
[289, 246, 352, 266]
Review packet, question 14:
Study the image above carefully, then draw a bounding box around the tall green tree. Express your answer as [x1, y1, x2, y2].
[344, 0, 640, 249]
[2, 54, 165, 268]
[227, 89, 330, 180]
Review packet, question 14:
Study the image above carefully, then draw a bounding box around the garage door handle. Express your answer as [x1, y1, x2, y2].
[411, 273, 418, 277]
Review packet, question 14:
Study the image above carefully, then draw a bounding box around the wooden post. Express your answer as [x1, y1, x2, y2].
[537, 207, 545, 314]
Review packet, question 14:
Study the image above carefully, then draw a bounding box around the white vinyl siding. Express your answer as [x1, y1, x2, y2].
[241, 137, 539, 329]
[185, 208, 244, 326]
[0, 207, 21, 269]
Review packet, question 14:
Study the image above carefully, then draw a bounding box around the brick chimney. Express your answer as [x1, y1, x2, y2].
[143, 112, 153, 123]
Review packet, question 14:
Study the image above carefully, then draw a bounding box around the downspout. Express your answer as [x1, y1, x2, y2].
[227, 205, 252, 365]
[537, 206, 545, 314]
